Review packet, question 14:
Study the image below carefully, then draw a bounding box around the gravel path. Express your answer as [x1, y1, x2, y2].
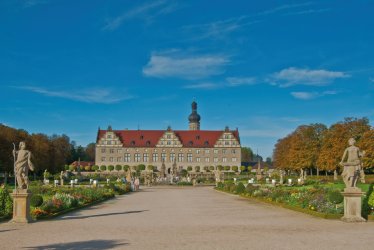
[0, 186, 373, 250]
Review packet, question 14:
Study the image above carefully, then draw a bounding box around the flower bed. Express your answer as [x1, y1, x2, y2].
[0, 182, 131, 221]
[216, 182, 374, 219]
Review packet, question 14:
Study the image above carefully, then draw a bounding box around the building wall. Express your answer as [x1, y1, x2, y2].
[95, 145, 241, 170]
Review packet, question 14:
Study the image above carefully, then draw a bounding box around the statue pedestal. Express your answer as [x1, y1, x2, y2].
[341, 187, 366, 222]
[10, 189, 32, 223]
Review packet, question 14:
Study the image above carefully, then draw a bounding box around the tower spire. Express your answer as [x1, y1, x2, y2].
[188, 100, 201, 130]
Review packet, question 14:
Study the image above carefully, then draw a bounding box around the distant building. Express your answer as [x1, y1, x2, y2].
[70, 161, 94, 169]
[95, 101, 241, 172]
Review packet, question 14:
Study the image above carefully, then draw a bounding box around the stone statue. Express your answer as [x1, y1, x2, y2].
[13, 142, 34, 189]
[60, 171, 64, 186]
[161, 159, 166, 178]
[215, 169, 221, 183]
[339, 138, 365, 188]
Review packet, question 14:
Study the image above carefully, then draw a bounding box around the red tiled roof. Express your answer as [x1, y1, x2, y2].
[97, 129, 240, 148]
[70, 161, 94, 167]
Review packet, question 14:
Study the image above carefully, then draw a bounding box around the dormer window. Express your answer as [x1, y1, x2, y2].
[140, 135, 144, 140]
[131, 141, 135, 146]
[146, 141, 151, 146]
[189, 141, 193, 146]
[196, 135, 200, 140]
[204, 141, 209, 146]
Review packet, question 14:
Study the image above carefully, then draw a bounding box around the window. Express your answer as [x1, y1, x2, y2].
[223, 157, 227, 162]
[152, 153, 158, 162]
[224, 134, 230, 139]
[117, 157, 122, 162]
[214, 157, 218, 162]
[146, 141, 151, 146]
[222, 149, 227, 154]
[117, 149, 122, 153]
[101, 148, 106, 153]
[187, 153, 193, 162]
[204, 141, 209, 146]
[167, 134, 171, 139]
[109, 157, 113, 162]
[131, 141, 135, 146]
[178, 153, 184, 162]
[134, 153, 141, 162]
[167, 141, 171, 145]
[107, 135, 112, 139]
[214, 149, 218, 154]
[189, 141, 193, 146]
[225, 141, 230, 145]
[196, 149, 200, 154]
[143, 153, 149, 162]
[232, 149, 236, 154]
[101, 157, 106, 161]
[205, 157, 210, 162]
[196, 135, 200, 140]
[170, 153, 175, 162]
[124, 153, 131, 162]
[205, 149, 210, 154]
[140, 135, 144, 140]
[161, 153, 166, 161]
[110, 149, 115, 154]
[107, 141, 112, 145]
[232, 158, 237, 162]
[196, 157, 201, 162]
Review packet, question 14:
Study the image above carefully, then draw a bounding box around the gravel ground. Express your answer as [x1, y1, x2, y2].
[0, 186, 373, 250]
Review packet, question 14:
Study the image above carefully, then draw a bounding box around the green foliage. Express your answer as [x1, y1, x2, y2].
[123, 165, 130, 171]
[217, 165, 223, 171]
[236, 182, 245, 194]
[245, 184, 258, 195]
[209, 166, 215, 171]
[362, 183, 374, 218]
[137, 164, 146, 171]
[147, 165, 154, 171]
[187, 166, 193, 171]
[180, 169, 188, 177]
[224, 166, 230, 171]
[177, 181, 193, 186]
[327, 190, 344, 204]
[247, 166, 252, 173]
[108, 165, 114, 171]
[241, 147, 254, 162]
[30, 194, 44, 207]
[100, 165, 107, 171]
[232, 166, 238, 172]
[0, 187, 13, 217]
[240, 166, 246, 171]
[368, 192, 374, 208]
[64, 165, 69, 171]
[195, 166, 200, 172]
[92, 165, 99, 171]
[69, 165, 75, 171]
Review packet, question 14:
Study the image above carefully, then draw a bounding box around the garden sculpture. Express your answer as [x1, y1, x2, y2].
[13, 142, 34, 189]
[339, 138, 365, 188]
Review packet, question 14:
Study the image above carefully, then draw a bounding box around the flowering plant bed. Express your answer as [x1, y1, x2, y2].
[216, 182, 374, 220]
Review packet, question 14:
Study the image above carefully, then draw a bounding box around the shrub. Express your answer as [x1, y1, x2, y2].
[123, 165, 130, 171]
[108, 165, 114, 171]
[147, 165, 154, 171]
[30, 194, 43, 207]
[137, 164, 146, 171]
[229, 184, 236, 193]
[0, 187, 13, 217]
[92, 165, 99, 171]
[100, 165, 107, 171]
[328, 190, 344, 204]
[232, 166, 238, 172]
[84, 165, 91, 171]
[217, 182, 224, 189]
[180, 169, 188, 177]
[236, 182, 245, 194]
[115, 165, 122, 171]
[362, 183, 374, 218]
[217, 165, 223, 171]
[368, 192, 374, 208]
[245, 184, 258, 195]
[209, 166, 215, 171]
[187, 166, 193, 171]
[240, 166, 246, 172]
[69, 165, 75, 171]
[64, 165, 69, 171]
[224, 166, 230, 171]
[195, 166, 200, 172]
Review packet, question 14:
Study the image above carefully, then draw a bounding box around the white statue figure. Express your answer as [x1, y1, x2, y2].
[339, 138, 365, 188]
[13, 142, 34, 189]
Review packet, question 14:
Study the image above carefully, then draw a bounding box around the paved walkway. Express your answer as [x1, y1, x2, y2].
[0, 186, 373, 250]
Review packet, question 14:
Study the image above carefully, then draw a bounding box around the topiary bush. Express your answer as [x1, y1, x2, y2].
[232, 166, 238, 172]
[229, 184, 236, 193]
[236, 182, 245, 194]
[224, 166, 231, 171]
[100, 165, 107, 171]
[245, 184, 258, 195]
[362, 183, 374, 219]
[30, 194, 44, 207]
[0, 187, 13, 217]
[187, 166, 193, 172]
[108, 165, 114, 171]
[328, 190, 344, 204]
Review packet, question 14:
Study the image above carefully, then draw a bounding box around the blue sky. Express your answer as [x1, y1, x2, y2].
[1, 0, 374, 158]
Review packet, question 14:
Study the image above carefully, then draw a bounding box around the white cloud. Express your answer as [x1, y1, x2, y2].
[271, 67, 350, 87]
[284, 8, 330, 16]
[257, 2, 313, 16]
[17, 86, 133, 104]
[183, 83, 221, 90]
[226, 77, 257, 86]
[102, 0, 180, 31]
[23, 0, 49, 8]
[143, 50, 229, 79]
[291, 90, 337, 100]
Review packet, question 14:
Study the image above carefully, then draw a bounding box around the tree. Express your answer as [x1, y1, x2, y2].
[317, 118, 370, 172]
[137, 164, 146, 171]
[147, 165, 154, 171]
[241, 147, 253, 162]
[357, 129, 374, 169]
[240, 166, 246, 172]
[85, 143, 96, 161]
[100, 165, 107, 171]
[232, 166, 238, 172]
[123, 165, 130, 171]
[187, 166, 192, 171]
[115, 165, 122, 171]
[108, 165, 114, 171]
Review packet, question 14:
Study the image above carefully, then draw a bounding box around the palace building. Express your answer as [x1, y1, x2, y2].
[95, 101, 241, 172]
